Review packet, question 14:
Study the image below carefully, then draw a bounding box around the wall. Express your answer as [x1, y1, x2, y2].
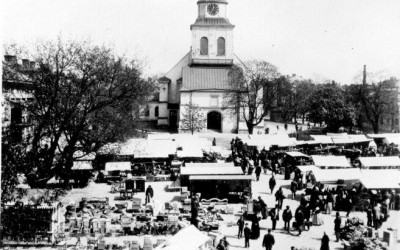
[191, 27, 233, 61]
[180, 91, 237, 133]
[165, 53, 190, 104]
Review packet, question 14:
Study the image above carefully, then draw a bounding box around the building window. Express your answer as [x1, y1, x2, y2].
[155, 106, 159, 117]
[217, 37, 225, 56]
[144, 106, 149, 117]
[200, 37, 208, 55]
[210, 95, 219, 107]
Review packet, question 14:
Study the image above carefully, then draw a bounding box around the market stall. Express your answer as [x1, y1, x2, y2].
[104, 162, 131, 181]
[311, 168, 362, 185]
[154, 225, 211, 250]
[185, 162, 234, 168]
[189, 175, 252, 201]
[360, 170, 400, 189]
[311, 155, 351, 169]
[358, 156, 400, 169]
[180, 166, 243, 187]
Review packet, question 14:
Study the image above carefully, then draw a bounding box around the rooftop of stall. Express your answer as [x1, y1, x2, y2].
[189, 175, 253, 201]
[154, 225, 211, 250]
[311, 155, 351, 169]
[367, 133, 400, 146]
[180, 166, 243, 187]
[185, 162, 235, 168]
[310, 135, 334, 145]
[311, 168, 362, 186]
[104, 162, 132, 180]
[360, 169, 400, 189]
[359, 156, 400, 169]
[71, 161, 93, 171]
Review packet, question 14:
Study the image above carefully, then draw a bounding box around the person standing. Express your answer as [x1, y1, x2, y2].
[269, 204, 280, 230]
[244, 223, 251, 248]
[262, 229, 275, 250]
[282, 206, 293, 233]
[259, 196, 268, 219]
[145, 185, 154, 204]
[373, 203, 382, 230]
[237, 216, 245, 239]
[255, 165, 262, 181]
[269, 175, 276, 194]
[291, 180, 298, 200]
[295, 207, 304, 236]
[320, 232, 330, 250]
[275, 187, 285, 209]
[334, 212, 342, 242]
[212, 137, 216, 146]
[366, 205, 373, 227]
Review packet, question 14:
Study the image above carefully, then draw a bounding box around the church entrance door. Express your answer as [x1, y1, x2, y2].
[207, 111, 222, 132]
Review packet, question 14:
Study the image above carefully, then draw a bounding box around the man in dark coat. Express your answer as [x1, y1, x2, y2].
[334, 212, 342, 242]
[282, 205, 293, 232]
[291, 180, 298, 199]
[269, 175, 276, 194]
[258, 196, 268, 219]
[145, 185, 154, 204]
[269, 204, 279, 230]
[255, 165, 262, 181]
[262, 229, 275, 250]
[237, 215, 245, 239]
[275, 187, 285, 209]
[295, 207, 304, 236]
[244, 223, 252, 248]
[320, 232, 330, 250]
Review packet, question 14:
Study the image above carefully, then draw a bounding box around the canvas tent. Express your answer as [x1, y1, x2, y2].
[310, 135, 333, 144]
[311, 155, 351, 169]
[311, 168, 362, 184]
[360, 170, 400, 189]
[71, 161, 93, 170]
[105, 162, 131, 172]
[185, 162, 234, 168]
[155, 225, 210, 250]
[359, 156, 400, 169]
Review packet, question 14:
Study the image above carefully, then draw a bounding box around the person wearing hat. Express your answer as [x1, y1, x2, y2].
[237, 215, 245, 239]
[282, 205, 293, 233]
[269, 175, 276, 194]
[216, 236, 229, 250]
[320, 232, 330, 250]
[145, 185, 154, 204]
[258, 196, 268, 219]
[268, 204, 280, 230]
[244, 223, 252, 248]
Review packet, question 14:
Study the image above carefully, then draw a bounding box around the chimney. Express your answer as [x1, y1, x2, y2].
[362, 65, 367, 86]
[22, 59, 30, 69]
[4, 55, 17, 65]
[30, 61, 36, 69]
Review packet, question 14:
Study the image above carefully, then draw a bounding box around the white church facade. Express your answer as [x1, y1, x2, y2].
[149, 0, 243, 133]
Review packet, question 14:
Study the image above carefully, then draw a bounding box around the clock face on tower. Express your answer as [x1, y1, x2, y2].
[207, 3, 219, 16]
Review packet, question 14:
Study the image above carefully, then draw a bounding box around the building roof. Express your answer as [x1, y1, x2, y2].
[181, 166, 243, 175]
[191, 18, 234, 29]
[181, 66, 232, 91]
[72, 161, 93, 170]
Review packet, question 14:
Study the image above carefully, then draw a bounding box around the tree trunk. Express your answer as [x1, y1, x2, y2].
[247, 123, 254, 135]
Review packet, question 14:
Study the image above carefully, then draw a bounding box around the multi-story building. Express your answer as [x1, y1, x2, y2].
[2, 55, 34, 143]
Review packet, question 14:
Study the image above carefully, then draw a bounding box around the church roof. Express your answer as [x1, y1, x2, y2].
[181, 66, 232, 91]
[191, 18, 234, 29]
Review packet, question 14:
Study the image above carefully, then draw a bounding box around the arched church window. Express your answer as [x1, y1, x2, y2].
[200, 37, 208, 55]
[155, 106, 159, 117]
[217, 37, 225, 55]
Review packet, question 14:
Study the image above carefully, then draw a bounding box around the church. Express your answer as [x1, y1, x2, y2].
[147, 0, 242, 133]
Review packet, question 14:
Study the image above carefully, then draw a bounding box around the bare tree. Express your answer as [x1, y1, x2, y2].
[3, 39, 156, 187]
[180, 96, 206, 134]
[224, 60, 279, 134]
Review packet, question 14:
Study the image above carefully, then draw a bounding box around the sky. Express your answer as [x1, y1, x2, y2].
[2, 0, 400, 84]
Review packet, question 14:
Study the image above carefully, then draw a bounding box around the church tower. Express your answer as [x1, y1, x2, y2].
[190, 0, 234, 65]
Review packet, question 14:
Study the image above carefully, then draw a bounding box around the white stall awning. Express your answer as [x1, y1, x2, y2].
[311, 155, 351, 168]
[185, 162, 234, 168]
[105, 162, 131, 172]
[359, 156, 400, 169]
[181, 166, 243, 176]
[312, 168, 362, 184]
[360, 170, 400, 189]
[72, 161, 93, 170]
